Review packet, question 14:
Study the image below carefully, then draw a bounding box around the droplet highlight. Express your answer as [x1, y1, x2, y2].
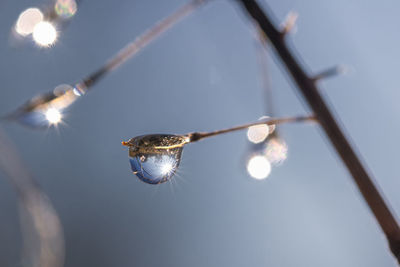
[6, 84, 79, 128]
[32, 21, 57, 47]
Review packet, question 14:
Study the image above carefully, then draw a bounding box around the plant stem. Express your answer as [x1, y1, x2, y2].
[77, 0, 210, 91]
[236, 0, 400, 263]
[187, 115, 315, 142]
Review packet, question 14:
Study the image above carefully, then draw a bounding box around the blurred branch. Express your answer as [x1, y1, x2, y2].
[312, 65, 347, 82]
[0, 129, 64, 267]
[80, 0, 211, 89]
[5, 0, 212, 129]
[236, 0, 400, 263]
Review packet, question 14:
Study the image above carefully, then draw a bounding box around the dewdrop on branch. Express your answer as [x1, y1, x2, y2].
[247, 116, 275, 144]
[3, 84, 82, 128]
[122, 115, 315, 185]
[6, 0, 208, 129]
[245, 131, 288, 179]
[123, 135, 189, 184]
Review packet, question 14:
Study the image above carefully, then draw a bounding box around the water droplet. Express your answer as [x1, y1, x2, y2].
[6, 84, 79, 128]
[14, 111, 49, 128]
[123, 134, 189, 184]
[15, 8, 43, 36]
[246, 116, 275, 144]
[247, 124, 270, 144]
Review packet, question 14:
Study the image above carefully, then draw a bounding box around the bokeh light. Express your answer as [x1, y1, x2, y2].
[247, 124, 270, 144]
[265, 137, 288, 165]
[247, 155, 271, 180]
[32, 21, 57, 46]
[54, 0, 78, 18]
[247, 116, 275, 144]
[15, 8, 43, 36]
[45, 108, 62, 124]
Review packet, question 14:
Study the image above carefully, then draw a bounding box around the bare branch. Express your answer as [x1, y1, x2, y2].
[280, 11, 298, 36]
[313, 65, 348, 82]
[236, 0, 400, 263]
[187, 115, 316, 142]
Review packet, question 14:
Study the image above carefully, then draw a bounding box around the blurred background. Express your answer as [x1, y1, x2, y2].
[1, 0, 400, 266]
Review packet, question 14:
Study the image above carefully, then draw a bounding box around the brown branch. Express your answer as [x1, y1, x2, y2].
[236, 0, 400, 263]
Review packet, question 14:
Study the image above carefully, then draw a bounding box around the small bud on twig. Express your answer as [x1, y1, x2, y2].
[280, 11, 298, 36]
[312, 65, 348, 82]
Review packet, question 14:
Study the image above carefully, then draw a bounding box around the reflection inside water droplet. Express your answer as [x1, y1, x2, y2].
[32, 21, 57, 47]
[123, 134, 189, 184]
[16, 111, 49, 128]
[130, 150, 182, 184]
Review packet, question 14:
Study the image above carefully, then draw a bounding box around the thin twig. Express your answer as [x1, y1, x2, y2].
[187, 115, 315, 142]
[312, 65, 347, 82]
[6, 0, 211, 128]
[78, 0, 210, 90]
[236, 0, 400, 263]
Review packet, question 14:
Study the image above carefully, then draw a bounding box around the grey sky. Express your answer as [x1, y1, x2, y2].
[0, 0, 400, 266]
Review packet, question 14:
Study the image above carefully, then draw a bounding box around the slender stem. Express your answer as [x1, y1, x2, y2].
[5, 0, 211, 125]
[187, 115, 315, 142]
[77, 0, 210, 90]
[236, 0, 400, 262]
[313, 65, 346, 82]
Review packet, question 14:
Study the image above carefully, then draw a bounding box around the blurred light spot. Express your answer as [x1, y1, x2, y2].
[247, 155, 271, 180]
[15, 8, 43, 36]
[55, 0, 77, 18]
[32, 21, 57, 46]
[247, 124, 270, 144]
[45, 108, 62, 124]
[161, 161, 174, 175]
[52, 84, 81, 109]
[72, 88, 82, 96]
[266, 137, 288, 165]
